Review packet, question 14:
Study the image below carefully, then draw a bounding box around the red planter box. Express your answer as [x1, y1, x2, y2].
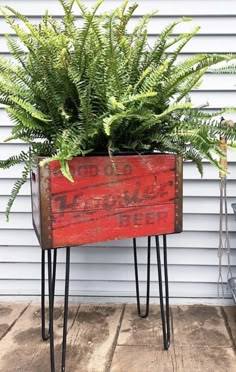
[31, 154, 183, 249]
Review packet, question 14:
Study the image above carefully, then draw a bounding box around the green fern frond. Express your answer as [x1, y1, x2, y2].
[6, 107, 43, 130]
[154, 102, 193, 120]
[9, 96, 51, 122]
[5, 150, 34, 221]
[166, 26, 200, 67]
[0, 151, 29, 169]
[184, 149, 204, 176]
[144, 17, 192, 69]
[60, 159, 74, 182]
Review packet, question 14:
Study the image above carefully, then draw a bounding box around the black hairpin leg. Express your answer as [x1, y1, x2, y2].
[133, 235, 170, 350]
[133, 236, 151, 318]
[41, 249, 57, 341]
[61, 247, 71, 372]
[155, 235, 170, 350]
[41, 247, 71, 372]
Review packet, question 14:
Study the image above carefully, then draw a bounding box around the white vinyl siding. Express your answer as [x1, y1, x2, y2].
[0, 0, 236, 301]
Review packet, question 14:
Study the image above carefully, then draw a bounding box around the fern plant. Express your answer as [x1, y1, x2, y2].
[0, 0, 236, 220]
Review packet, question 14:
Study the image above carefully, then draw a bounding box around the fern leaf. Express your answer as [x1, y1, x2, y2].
[60, 159, 74, 182]
[5, 152, 34, 221]
[154, 102, 193, 120]
[9, 96, 51, 122]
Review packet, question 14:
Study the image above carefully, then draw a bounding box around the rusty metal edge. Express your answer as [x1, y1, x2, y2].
[175, 155, 183, 233]
[39, 157, 53, 249]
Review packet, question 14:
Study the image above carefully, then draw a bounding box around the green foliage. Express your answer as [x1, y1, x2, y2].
[1, 0, 236, 219]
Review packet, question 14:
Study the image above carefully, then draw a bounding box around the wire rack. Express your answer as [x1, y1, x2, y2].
[228, 203, 236, 303]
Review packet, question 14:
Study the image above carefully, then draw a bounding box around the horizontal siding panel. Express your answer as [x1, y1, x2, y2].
[0, 280, 231, 298]
[183, 180, 236, 197]
[149, 35, 236, 52]
[0, 127, 24, 144]
[191, 74, 236, 91]
[0, 262, 235, 282]
[1, 212, 236, 232]
[184, 162, 236, 179]
[0, 179, 30, 196]
[0, 213, 33, 229]
[0, 109, 10, 125]
[0, 144, 30, 160]
[0, 163, 29, 178]
[0, 229, 39, 245]
[0, 196, 32, 212]
[0, 230, 236, 249]
[200, 74, 236, 91]
[1, 17, 236, 36]
[183, 197, 236, 214]
[183, 214, 236, 231]
[0, 246, 235, 266]
[188, 91, 236, 107]
[0, 127, 10, 143]
[1, 1, 236, 16]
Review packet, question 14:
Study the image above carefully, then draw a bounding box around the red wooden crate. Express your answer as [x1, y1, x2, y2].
[31, 154, 183, 249]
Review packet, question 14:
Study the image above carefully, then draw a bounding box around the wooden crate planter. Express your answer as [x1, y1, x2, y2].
[31, 153, 183, 249]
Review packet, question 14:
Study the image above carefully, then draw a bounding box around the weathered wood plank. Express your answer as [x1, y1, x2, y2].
[172, 305, 232, 347]
[110, 346, 236, 372]
[117, 304, 167, 346]
[174, 346, 236, 372]
[110, 346, 175, 372]
[52, 204, 176, 247]
[51, 171, 176, 211]
[222, 306, 236, 345]
[50, 155, 176, 180]
[66, 304, 124, 372]
[0, 302, 29, 340]
[0, 303, 78, 372]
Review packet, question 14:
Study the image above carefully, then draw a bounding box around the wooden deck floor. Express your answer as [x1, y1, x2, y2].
[0, 303, 236, 372]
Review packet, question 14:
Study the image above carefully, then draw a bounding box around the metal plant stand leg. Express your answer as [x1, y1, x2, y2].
[133, 235, 170, 350]
[133, 236, 151, 318]
[155, 235, 170, 350]
[61, 247, 71, 372]
[41, 249, 57, 341]
[41, 247, 71, 372]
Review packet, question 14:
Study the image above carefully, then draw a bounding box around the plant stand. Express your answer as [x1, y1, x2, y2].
[32, 153, 181, 371]
[41, 234, 170, 372]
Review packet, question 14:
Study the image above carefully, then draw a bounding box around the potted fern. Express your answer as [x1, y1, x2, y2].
[0, 0, 236, 247]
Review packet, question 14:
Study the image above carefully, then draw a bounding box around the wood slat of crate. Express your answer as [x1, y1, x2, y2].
[31, 154, 182, 249]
